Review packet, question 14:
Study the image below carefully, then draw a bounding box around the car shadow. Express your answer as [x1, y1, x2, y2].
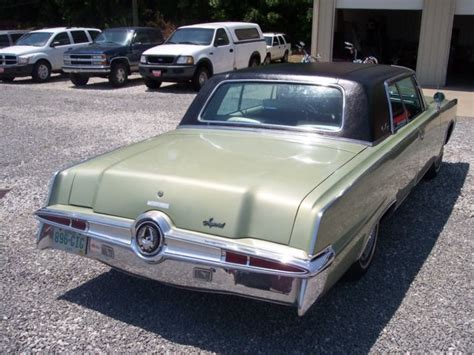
[3, 74, 69, 85]
[58, 161, 469, 354]
[69, 77, 145, 91]
[146, 82, 196, 94]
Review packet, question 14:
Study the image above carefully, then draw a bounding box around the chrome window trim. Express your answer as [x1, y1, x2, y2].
[196, 79, 346, 134]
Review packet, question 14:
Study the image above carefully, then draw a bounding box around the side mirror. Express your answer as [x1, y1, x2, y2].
[433, 92, 445, 103]
[299, 41, 305, 47]
[51, 41, 61, 47]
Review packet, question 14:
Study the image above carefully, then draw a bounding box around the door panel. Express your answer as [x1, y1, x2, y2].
[212, 28, 234, 73]
[50, 32, 75, 70]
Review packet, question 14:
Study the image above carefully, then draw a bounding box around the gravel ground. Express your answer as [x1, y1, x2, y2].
[0, 75, 473, 353]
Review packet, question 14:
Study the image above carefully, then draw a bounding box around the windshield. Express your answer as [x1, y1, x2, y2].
[264, 36, 272, 46]
[167, 28, 214, 45]
[95, 29, 133, 46]
[200, 82, 343, 132]
[16, 32, 52, 47]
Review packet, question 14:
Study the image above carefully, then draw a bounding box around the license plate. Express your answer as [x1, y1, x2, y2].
[52, 228, 87, 256]
[152, 70, 161, 77]
[0, 67, 4, 73]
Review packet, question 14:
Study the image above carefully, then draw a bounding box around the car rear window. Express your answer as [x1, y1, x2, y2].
[234, 28, 260, 41]
[200, 81, 343, 132]
[71, 30, 89, 44]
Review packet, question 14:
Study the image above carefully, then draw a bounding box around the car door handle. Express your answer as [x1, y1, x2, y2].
[209, 52, 213, 55]
[229, 49, 233, 53]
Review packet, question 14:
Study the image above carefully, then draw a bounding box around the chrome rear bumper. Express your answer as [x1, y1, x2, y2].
[35, 207, 334, 316]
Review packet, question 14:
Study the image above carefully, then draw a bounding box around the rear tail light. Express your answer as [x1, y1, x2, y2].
[37, 214, 87, 231]
[225, 251, 304, 273]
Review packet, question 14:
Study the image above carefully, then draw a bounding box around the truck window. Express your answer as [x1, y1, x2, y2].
[272, 37, 279, 46]
[148, 30, 164, 44]
[167, 28, 214, 46]
[10, 33, 24, 43]
[234, 28, 260, 41]
[71, 30, 89, 44]
[87, 30, 101, 41]
[133, 31, 151, 45]
[278, 36, 285, 45]
[214, 28, 229, 46]
[0, 34, 9, 47]
[52, 32, 71, 46]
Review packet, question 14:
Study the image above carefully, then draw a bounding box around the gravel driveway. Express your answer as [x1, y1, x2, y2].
[1, 75, 473, 353]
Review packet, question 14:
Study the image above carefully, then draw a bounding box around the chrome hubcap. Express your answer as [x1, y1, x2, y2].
[38, 64, 49, 80]
[360, 225, 378, 268]
[116, 68, 126, 82]
[199, 71, 208, 85]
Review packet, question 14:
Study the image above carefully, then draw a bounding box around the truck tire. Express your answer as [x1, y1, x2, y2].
[192, 66, 210, 91]
[144, 78, 162, 89]
[32, 60, 51, 83]
[109, 63, 128, 87]
[263, 54, 271, 65]
[70, 74, 89, 87]
[248, 56, 259, 68]
[282, 50, 289, 63]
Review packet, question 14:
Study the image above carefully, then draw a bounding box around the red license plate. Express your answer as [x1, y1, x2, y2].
[0, 67, 4, 74]
[152, 70, 162, 77]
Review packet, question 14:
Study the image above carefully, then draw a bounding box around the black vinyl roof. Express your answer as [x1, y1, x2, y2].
[181, 63, 416, 144]
[225, 62, 413, 86]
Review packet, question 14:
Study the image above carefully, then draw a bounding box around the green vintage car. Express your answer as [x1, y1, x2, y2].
[35, 63, 457, 316]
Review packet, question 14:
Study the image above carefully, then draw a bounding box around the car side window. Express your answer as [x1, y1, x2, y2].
[387, 83, 408, 131]
[71, 30, 89, 44]
[272, 37, 279, 46]
[0, 34, 9, 47]
[88, 30, 101, 41]
[133, 31, 151, 45]
[214, 28, 229, 46]
[52, 32, 71, 46]
[395, 76, 423, 121]
[11, 33, 24, 43]
[278, 36, 285, 44]
[148, 30, 163, 44]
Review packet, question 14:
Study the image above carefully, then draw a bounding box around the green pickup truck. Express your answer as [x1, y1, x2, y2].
[35, 63, 457, 316]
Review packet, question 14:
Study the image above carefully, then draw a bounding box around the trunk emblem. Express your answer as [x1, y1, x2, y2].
[203, 218, 226, 229]
[135, 221, 163, 256]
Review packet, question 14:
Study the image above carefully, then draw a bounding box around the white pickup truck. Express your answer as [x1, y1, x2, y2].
[139, 22, 266, 90]
[0, 27, 100, 82]
[263, 32, 291, 64]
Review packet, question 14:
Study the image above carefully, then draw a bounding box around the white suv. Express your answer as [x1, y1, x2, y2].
[139, 22, 266, 90]
[0, 27, 100, 83]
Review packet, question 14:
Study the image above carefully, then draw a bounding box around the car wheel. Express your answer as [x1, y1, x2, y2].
[192, 66, 210, 91]
[32, 60, 51, 83]
[282, 51, 289, 63]
[248, 56, 259, 68]
[1, 77, 15, 82]
[424, 147, 444, 180]
[264, 54, 271, 65]
[144, 78, 162, 89]
[70, 74, 89, 87]
[109, 63, 128, 87]
[346, 222, 379, 280]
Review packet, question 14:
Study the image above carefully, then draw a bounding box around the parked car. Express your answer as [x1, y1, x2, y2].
[35, 63, 457, 316]
[139, 22, 266, 90]
[263, 32, 291, 64]
[0, 27, 100, 83]
[63, 27, 164, 88]
[0, 30, 29, 49]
